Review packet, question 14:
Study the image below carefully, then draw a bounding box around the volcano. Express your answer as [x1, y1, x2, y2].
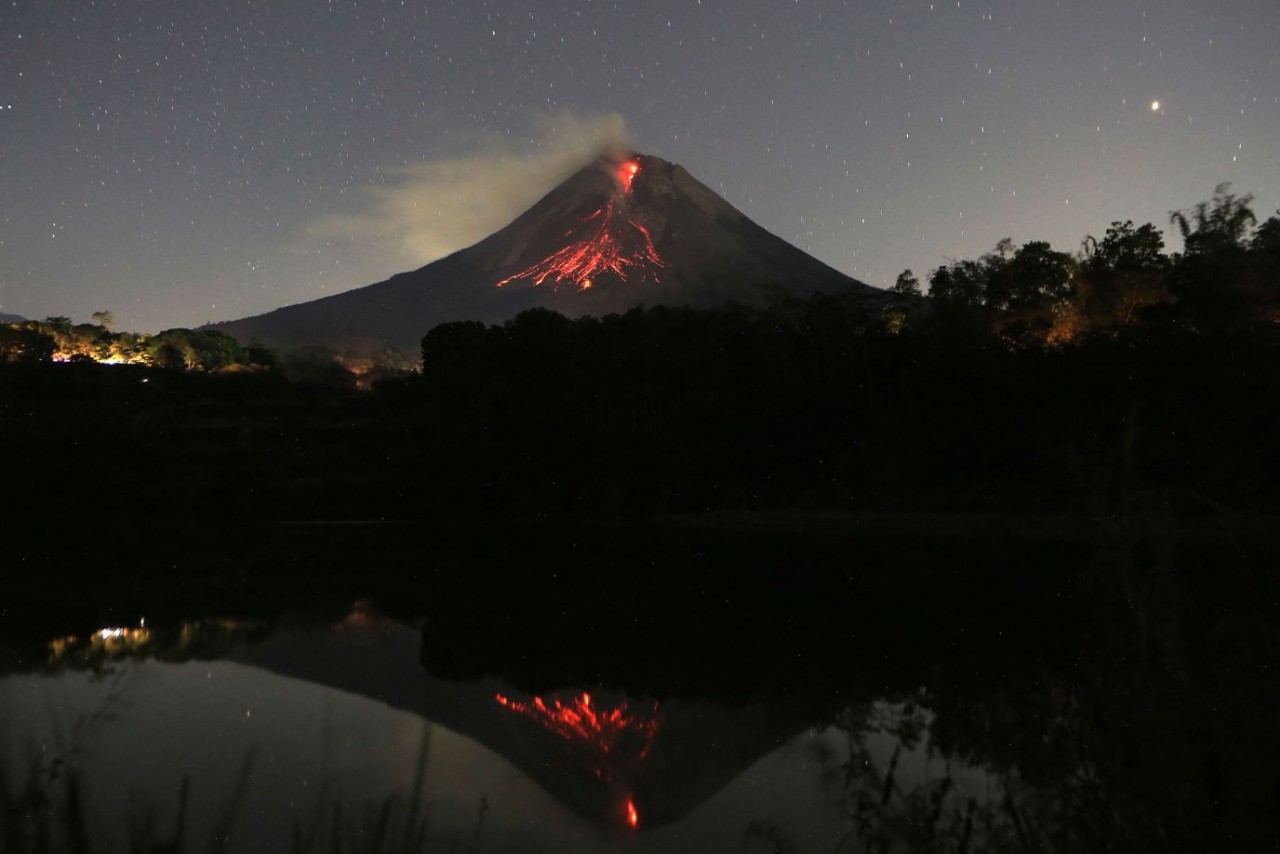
[210, 153, 873, 352]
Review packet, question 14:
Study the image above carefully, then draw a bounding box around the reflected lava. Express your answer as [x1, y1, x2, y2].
[495, 690, 659, 829]
[494, 690, 661, 780]
[626, 797, 639, 829]
[495, 157, 663, 292]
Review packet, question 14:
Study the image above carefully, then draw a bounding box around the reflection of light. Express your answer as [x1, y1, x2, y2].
[47, 618, 252, 667]
[495, 691, 662, 779]
[340, 599, 381, 630]
[94, 625, 151, 647]
[46, 624, 155, 663]
[47, 635, 79, 662]
[91, 622, 151, 648]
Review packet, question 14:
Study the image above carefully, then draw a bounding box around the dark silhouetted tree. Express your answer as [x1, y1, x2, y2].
[1247, 211, 1280, 322]
[1167, 184, 1256, 330]
[1077, 221, 1172, 329]
[892, 269, 922, 297]
[147, 328, 249, 370]
[1171, 183, 1256, 257]
[928, 259, 988, 309]
[0, 324, 56, 362]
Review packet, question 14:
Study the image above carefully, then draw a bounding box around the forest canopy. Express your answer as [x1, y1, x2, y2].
[920, 183, 1279, 343]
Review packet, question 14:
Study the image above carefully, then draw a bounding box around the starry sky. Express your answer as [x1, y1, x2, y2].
[2, 0, 1277, 332]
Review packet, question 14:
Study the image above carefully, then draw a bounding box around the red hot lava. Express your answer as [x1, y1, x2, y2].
[494, 691, 661, 778]
[618, 159, 640, 191]
[496, 157, 663, 293]
[495, 690, 658, 831]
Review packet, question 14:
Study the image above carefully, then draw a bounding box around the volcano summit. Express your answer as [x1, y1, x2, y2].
[211, 153, 873, 352]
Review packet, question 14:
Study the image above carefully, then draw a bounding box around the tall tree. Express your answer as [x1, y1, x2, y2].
[1168, 184, 1257, 330]
[1246, 211, 1280, 322]
[1077, 221, 1172, 329]
[1171, 183, 1256, 257]
[928, 259, 988, 309]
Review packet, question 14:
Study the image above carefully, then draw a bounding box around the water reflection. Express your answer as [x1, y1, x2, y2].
[4, 520, 1278, 854]
[492, 690, 659, 827]
[3, 608, 1012, 853]
[221, 608, 816, 838]
[3, 659, 588, 852]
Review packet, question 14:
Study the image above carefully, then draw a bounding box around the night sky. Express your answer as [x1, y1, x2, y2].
[3, 0, 1277, 333]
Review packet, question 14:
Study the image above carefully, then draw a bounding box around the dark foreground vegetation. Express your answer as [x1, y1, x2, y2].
[3, 186, 1279, 535]
[4, 293, 1279, 538]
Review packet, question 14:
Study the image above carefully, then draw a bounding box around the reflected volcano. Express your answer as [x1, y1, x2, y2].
[6, 522, 1279, 851]
[213, 606, 808, 831]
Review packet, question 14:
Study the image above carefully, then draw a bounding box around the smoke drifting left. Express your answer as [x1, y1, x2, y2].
[307, 110, 631, 267]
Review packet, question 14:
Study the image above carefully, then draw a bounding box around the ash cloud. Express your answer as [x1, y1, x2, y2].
[309, 111, 630, 265]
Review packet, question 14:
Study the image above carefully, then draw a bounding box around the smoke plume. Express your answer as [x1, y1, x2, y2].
[309, 111, 630, 265]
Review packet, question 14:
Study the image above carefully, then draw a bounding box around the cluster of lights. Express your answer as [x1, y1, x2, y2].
[93, 618, 148, 646]
[47, 618, 150, 664]
[98, 617, 144, 640]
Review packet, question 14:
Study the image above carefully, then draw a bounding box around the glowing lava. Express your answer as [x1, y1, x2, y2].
[618, 160, 640, 191]
[494, 691, 662, 780]
[626, 798, 640, 829]
[496, 157, 663, 292]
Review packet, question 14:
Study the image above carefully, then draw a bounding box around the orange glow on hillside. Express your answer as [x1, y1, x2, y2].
[494, 691, 662, 780]
[496, 158, 663, 292]
[626, 798, 640, 829]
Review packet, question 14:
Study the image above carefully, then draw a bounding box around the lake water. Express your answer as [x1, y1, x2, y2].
[3, 520, 1277, 851]
[4, 611, 1006, 853]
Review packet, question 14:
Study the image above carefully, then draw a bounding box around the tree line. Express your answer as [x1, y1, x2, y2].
[892, 182, 1279, 343]
[0, 315, 415, 386]
[3, 184, 1277, 518]
[0, 314, 275, 371]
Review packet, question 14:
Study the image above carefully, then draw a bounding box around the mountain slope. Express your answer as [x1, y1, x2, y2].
[211, 153, 873, 352]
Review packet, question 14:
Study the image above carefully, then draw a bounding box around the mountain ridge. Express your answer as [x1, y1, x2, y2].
[209, 153, 875, 352]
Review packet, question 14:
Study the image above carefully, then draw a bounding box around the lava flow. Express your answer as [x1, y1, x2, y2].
[494, 691, 662, 779]
[495, 157, 663, 292]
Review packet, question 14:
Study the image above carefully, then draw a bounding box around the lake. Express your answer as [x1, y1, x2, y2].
[2, 517, 1277, 851]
